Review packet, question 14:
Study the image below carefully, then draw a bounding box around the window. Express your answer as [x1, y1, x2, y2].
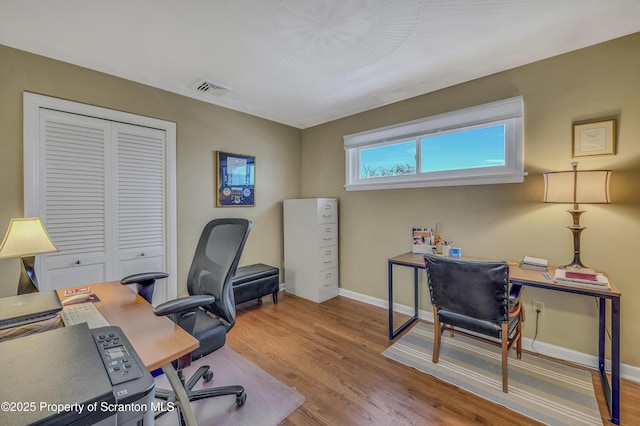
[344, 96, 526, 191]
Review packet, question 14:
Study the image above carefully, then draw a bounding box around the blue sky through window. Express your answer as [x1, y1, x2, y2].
[358, 124, 505, 178]
[421, 125, 505, 172]
[360, 141, 416, 177]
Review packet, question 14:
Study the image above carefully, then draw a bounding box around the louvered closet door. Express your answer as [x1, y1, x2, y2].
[113, 123, 166, 280]
[39, 109, 110, 288]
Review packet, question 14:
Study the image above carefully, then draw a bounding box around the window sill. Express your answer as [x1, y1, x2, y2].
[344, 171, 528, 191]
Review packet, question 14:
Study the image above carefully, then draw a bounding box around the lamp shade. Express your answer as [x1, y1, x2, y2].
[543, 169, 611, 204]
[0, 217, 58, 259]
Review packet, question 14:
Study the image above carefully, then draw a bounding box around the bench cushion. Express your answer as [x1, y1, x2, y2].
[232, 263, 278, 285]
[232, 263, 279, 305]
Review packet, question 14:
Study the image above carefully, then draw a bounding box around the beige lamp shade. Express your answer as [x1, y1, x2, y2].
[0, 217, 58, 258]
[543, 169, 611, 204]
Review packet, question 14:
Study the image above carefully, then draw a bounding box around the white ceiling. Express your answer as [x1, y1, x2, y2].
[1, 0, 639, 129]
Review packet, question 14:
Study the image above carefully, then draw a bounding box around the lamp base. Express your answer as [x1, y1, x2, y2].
[562, 209, 588, 270]
[17, 256, 40, 295]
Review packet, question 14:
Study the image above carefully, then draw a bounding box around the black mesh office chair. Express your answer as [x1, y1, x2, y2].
[424, 254, 524, 393]
[122, 218, 252, 421]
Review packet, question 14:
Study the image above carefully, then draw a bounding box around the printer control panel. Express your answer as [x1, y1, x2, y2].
[92, 327, 144, 385]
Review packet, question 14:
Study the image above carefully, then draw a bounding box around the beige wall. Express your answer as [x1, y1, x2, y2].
[0, 44, 301, 298]
[1, 33, 639, 368]
[301, 33, 640, 368]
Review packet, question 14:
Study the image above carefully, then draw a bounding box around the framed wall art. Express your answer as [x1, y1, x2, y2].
[216, 151, 255, 207]
[572, 119, 616, 158]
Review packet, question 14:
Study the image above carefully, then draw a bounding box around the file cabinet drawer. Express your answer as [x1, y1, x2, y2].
[320, 268, 338, 288]
[317, 200, 337, 224]
[318, 246, 337, 270]
[317, 224, 337, 247]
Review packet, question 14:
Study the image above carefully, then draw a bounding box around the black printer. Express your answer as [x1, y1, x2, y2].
[0, 323, 155, 425]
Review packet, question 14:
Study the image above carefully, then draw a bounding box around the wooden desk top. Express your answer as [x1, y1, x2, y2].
[57, 282, 199, 371]
[389, 252, 620, 297]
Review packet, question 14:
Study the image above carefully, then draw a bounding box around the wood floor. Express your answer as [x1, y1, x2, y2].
[227, 292, 639, 425]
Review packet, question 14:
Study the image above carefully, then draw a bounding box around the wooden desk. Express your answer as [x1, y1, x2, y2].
[387, 252, 621, 425]
[58, 282, 200, 425]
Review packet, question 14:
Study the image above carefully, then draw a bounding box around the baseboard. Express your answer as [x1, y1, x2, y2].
[338, 288, 640, 383]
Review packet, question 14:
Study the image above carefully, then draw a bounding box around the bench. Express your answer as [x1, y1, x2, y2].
[232, 263, 279, 305]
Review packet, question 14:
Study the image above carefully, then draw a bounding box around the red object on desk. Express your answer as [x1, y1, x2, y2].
[565, 267, 597, 281]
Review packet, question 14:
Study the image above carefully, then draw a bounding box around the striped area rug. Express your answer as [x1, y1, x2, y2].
[382, 322, 602, 426]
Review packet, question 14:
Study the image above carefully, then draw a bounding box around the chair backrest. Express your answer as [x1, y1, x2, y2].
[424, 254, 510, 322]
[187, 218, 252, 328]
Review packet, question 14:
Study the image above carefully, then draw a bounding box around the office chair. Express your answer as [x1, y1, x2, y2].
[121, 218, 252, 421]
[423, 254, 524, 393]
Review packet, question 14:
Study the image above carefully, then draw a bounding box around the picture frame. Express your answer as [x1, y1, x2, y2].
[572, 119, 616, 158]
[215, 151, 255, 207]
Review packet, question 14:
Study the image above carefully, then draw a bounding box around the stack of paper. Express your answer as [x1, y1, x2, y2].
[554, 269, 610, 291]
[520, 256, 548, 271]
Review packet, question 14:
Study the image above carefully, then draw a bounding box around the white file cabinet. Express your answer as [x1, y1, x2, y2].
[284, 198, 339, 303]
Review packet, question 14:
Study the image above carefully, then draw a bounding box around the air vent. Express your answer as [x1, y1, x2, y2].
[194, 80, 232, 96]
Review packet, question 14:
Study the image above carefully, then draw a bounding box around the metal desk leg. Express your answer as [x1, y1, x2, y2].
[388, 262, 419, 339]
[598, 298, 606, 381]
[611, 297, 621, 425]
[599, 297, 621, 425]
[162, 362, 198, 426]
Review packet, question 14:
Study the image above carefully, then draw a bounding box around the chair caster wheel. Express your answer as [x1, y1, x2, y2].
[203, 370, 214, 382]
[236, 391, 247, 406]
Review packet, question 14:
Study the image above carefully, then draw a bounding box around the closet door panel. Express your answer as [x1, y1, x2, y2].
[39, 109, 109, 287]
[113, 123, 166, 281]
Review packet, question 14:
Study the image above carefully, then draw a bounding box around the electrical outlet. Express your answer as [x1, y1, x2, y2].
[533, 300, 545, 318]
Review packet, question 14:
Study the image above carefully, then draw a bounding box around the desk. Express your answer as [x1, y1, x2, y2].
[387, 252, 622, 425]
[58, 282, 201, 426]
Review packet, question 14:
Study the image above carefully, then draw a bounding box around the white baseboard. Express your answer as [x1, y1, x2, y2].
[338, 288, 640, 383]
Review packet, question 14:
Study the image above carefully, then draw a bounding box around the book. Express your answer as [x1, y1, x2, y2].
[520, 256, 548, 271]
[553, 269, 610, 290]
[565, 266, 597, 281]
[552, 279, 611, 291]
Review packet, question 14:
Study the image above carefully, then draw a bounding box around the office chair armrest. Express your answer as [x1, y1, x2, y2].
[154, 295, 216, 317]
[121, 272, 169, 304]
[121, 272, 169, 285]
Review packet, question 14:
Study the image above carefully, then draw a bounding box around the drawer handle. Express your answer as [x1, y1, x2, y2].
[323, 237, 332, 241]
[325, 228, 331, 232]
[324, 205, 331, 210]
[140, 252, 145, 257]
[325, 273, 332, 278]
[322, 214, 332, 218]
[74, 260, 81, 265]
[323, 261, 332, 264]
[325, 250, 331, 255]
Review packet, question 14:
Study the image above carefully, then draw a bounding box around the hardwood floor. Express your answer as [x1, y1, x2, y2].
[227, 292, 639, 425]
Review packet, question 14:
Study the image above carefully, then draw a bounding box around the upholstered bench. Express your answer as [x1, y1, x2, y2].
[232, 263, 279, 305]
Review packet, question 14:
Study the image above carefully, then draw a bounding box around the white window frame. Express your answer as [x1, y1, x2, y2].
[344, 96, 527, 191]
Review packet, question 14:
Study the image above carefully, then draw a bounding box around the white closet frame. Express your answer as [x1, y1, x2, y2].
[23, 92, 177, 303]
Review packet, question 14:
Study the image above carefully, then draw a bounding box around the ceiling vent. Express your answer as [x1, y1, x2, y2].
[194, 80, 232, 96]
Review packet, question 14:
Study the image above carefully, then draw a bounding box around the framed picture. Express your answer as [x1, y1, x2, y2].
[572, 119, 616, 158]
[215, 151, 255, 207]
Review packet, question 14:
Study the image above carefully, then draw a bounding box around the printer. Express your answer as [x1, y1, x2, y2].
[0, 323, 155, 425]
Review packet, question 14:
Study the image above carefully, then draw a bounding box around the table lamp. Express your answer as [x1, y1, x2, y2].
[543, 162, 611, 269]
[0, 217, 58, 294]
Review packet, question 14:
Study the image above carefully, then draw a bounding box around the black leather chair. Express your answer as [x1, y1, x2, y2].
[122, 218, 252, 421]
[423, 254, 524, 393]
